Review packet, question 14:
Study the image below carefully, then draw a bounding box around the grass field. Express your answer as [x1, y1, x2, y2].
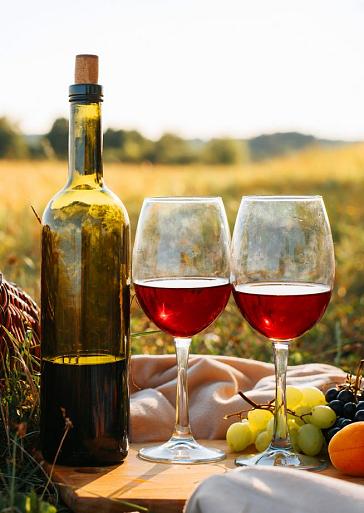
[1, 143, 364, 370]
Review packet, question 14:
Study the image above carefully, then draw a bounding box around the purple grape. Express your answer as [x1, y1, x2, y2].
[337, 418, 352, 428]
[329, 400, 344, 416]
[343, 402, 357, 419]
[356, 401, 364, 412]
[325, 388, 338, 402]
[326, 426, 341, 442]
[337, 389, 355, 403]
[355, 410, 364, 421]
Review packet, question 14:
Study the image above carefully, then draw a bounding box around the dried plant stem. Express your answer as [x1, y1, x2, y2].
[0, 397, 10, 448]
[31, 205, 42, 225]
[224, 390, 312, 424]
[10, 436, 58, 499]
[9, 435, 17, 509]
[223, 409, 249, 420]
[354, 359, 364, 396]
[224, 392, 274, 420]
[40, 420, 72, 503]
[238, 391, 274, 410]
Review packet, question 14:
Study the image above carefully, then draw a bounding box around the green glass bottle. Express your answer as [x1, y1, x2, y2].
[41, 55, 130, 466]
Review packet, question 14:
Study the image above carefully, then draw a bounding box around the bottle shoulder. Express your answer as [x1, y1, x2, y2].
[42, 184, 130, 228]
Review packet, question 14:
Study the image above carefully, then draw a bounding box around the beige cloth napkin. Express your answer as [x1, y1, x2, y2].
[130, 355, 346, 442]
[184, 466, 364, 513]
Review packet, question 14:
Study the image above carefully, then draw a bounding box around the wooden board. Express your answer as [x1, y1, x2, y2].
[45, 441, 364, 513]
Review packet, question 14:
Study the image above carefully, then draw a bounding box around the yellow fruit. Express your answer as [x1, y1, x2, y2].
[286, 386, 303, 409]
[226, 420, 253, 452]
[247, 408, 273, 431]
[328, 421, 364, 476]
[300, 386, 326, 407]
[255, 430, 271, 452]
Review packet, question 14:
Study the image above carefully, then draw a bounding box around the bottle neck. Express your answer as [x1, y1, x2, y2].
[68, 101, 103, 187]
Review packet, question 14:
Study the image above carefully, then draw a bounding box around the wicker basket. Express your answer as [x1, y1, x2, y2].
[0, 273, 40, 354]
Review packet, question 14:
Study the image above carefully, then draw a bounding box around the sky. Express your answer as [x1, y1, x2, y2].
[1, 0, 364, 140]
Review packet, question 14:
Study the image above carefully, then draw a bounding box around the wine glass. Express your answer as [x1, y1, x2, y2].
[133, 197, 231, 463]
[231, 196, 335, 470]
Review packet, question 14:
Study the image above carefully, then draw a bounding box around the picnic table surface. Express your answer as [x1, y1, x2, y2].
[47, 440, 364, 513]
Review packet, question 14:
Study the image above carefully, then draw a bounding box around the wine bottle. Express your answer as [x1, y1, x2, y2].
[40, 55, 130, 466]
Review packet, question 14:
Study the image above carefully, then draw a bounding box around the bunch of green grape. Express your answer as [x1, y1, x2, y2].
[226, 386, 337, 457]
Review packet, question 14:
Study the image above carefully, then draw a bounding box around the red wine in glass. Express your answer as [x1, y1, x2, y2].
[233, 282, 331, 340]
[133, 196, 231, 464]
[135, 277, 231, 338]
[231, 196, 335, 470]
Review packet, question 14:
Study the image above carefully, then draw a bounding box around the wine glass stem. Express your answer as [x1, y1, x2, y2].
[173, 337, 193, 440]
[271, 341, 292, 451]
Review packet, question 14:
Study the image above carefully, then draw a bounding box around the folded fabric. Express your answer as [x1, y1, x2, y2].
[130, 354, 346, 442]
[184, 466, 364, 513]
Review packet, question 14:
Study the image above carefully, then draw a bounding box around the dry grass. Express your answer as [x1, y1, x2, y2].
[1, 143, 364, 368]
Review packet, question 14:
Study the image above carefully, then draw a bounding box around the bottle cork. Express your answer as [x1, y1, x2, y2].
[74, 54, 98, 84]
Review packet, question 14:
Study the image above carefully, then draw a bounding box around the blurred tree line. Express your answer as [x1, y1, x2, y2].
[0, 116, 343, 164]
[0, 116, 249, 165]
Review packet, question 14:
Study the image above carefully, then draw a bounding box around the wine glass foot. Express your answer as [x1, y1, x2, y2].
[138, 437, 226, 464]
[235, 448, 328, 471]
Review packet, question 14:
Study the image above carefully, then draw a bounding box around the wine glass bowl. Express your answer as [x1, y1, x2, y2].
[133, 197, 231, 463]
[134, 277, 231, 338]
[231, 196, 334, 469]
[233, 282, 332, 341]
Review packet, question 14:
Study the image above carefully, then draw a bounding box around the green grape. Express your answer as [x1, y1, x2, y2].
[287, 411, 298, 422]
[248, 422, 261, 443]
[300, 387, 326, 407]
[255, 430, 272, 452]
[294, 405, 312, 425]
[266, 415, 287, 438]
[247, 408, 273, 431]
[226, 420, 253, 452]
[288, 418, 300, 452]
[287, 418, 300, 434]
[297, 424, 324, 456]
[290, 430, 301, 453]
[309, 405, 336, 429]
[266, 417, 274, 437]
[286, 386, 303, 409]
